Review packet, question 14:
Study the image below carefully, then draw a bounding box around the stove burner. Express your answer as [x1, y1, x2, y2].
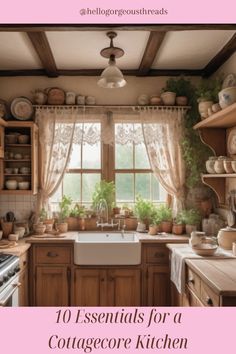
[0, 253, 13, 265]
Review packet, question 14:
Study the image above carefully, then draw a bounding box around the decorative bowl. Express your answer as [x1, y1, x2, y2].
[5, 134, 18, 144]
[192, 243, 218, 256]
[18, 181, 30, 190]
[5, 180, 17, 190]
[18, 135, 30, 144]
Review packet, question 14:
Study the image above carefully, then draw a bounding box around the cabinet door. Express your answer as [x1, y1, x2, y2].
[107, 269, 141, 306]
[18, 268, 29, 306]
[73, 268, 107, 306]
[35, 266, 69, 306]
[146, 265, 170, 306]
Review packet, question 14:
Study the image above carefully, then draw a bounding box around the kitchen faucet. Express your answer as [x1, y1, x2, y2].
[96, 198, 119, 230]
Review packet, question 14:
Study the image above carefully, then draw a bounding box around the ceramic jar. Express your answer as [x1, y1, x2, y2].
[214, 156, 226, 174]
[219, 87, 236, 109]
[137, 94, 149, 106]
[160, 92, 176, 106]
[65, 92, 76, 105]
[189, 231, 206, 247]
[176, 96, 188, 106]
[33, 91, 47, 105]
[198, 100, 213, 119]
[85, 96, 96, 105]
[231, 160, 236, 173]
[76, 95, 85, 105]
[150, 95, 162, 105]
[5, 180, 17, 190]
[206, 156, 217, 174]
[217, 227, 236, 250]
[223, 159, 234, 174]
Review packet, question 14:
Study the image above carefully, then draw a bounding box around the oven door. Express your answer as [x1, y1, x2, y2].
[0, 275, 21, 307]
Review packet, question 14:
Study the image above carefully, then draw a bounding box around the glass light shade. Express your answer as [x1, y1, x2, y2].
[97, 60, 127, 89]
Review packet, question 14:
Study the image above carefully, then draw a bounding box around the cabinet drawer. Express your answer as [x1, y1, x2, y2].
[186, 267, 201, 297]
[185, 287, 203, 307]
[200, 282, 219, 307]
[35, 246, 71, 264]
[144, 246, 169, 264]
[19, 251, 28, 270]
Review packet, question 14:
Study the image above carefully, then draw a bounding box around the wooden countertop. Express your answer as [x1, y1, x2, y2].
[186, 258, 236, 296]
[0, 232, 189, 257]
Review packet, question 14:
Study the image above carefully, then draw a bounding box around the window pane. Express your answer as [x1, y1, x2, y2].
[82, 142, 101, 169]
[135, 143, 150, 169]
[115, 143, 133, 169]
[68, 144, 81, 169]
[152, 175, 167, 202]
[116, 173, 134, 202]
[135, 173, 151, 199]
[82, 173, 101, 203]
[63, 173, 81, 201]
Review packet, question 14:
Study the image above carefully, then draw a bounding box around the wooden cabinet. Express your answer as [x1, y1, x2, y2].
[194, 103, 236, 205]
[142, 244, 170, 306]
[183, 259, 236, 306]
[0, 121, 38, 194]
[73, 267, 141, 306]
[18, 251, 29, 306]
[30, 244, 73, 306]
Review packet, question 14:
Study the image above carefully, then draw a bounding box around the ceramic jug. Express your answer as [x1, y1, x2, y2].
[189, 231, 206, 247]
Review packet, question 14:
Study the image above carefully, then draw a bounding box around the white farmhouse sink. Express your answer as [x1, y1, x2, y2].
[74, 232, 141, 265]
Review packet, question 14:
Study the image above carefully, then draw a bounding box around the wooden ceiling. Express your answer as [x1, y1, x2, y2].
[0, 24, 236, 78]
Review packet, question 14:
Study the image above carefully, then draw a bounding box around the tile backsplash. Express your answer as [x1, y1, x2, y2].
[0, 194, 37, 221]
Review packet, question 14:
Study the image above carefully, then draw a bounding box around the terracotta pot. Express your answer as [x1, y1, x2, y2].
[113, 207, 121, 215]
[56, 222, 68, 233]
[67, 217, 79, 231]
[124, 218, 137, 231]
[160, 92, 176, 106]
[172, 223, 184, 235]
[149, 225, 158, 235]
[176, 96, 188, 106]
[161, 221, 173, 233]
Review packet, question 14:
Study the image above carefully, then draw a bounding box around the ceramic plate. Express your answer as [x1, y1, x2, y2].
[10, 97, 34, 120]
[227, 127, 236, 155]
[222, 73, 236, 89]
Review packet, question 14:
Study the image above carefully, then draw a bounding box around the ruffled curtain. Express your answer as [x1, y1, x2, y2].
[140, 108, 186, 215]
[35, 107, 101, 212]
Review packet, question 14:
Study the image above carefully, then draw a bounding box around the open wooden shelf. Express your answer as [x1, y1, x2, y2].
[194, 103, 236, 129]
[203, 173, 236, 178]
[6, 144, 31, 147]
[0, 190, 32, 195]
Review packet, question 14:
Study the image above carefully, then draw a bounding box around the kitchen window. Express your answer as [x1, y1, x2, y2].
[115, 123, 167, 206]
[50, 120, 167, 209]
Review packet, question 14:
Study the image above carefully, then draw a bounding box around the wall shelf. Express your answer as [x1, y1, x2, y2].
[194, 104, 236, 205]
[194, 103, 236, 129]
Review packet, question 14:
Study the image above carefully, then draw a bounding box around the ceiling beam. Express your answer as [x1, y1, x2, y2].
[203, 32, 236, 77]
[0, 68, 203, 77]
[138, 31, 166, 75]
[27, 32, 58, 77]
[0, 24, 236, 32]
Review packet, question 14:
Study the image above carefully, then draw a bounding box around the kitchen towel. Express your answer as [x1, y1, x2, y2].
[170, 245, 235, 294]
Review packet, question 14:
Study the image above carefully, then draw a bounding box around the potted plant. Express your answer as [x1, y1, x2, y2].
[164, 77, 195, 106]
[158, 205, 173, 233]
[92, 180, 115, 216]
[181, 208, 202, 235]
[172, 211, 185, 235]
[67, 203, 86, 231]
[56, 195, 72, 233]
[160, 86, 176, 106]
[39, 207, 54, 232]
[134, 196, 153, 232]
[196, 77, 222, 119]
[112, 203, 121, 216]
[148, 206, 161, 235]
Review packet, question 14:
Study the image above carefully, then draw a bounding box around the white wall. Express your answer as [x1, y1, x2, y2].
[0, 75, 200, 105]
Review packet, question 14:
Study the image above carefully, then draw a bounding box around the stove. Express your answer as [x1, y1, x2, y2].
[0, 253, 20, 291]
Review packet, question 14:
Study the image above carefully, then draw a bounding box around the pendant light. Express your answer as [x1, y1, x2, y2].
[97, 32, 127, 89]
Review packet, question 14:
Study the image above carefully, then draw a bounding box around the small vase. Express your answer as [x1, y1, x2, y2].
[176, 96, 188, 106]
[198, 100, 213, 119]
